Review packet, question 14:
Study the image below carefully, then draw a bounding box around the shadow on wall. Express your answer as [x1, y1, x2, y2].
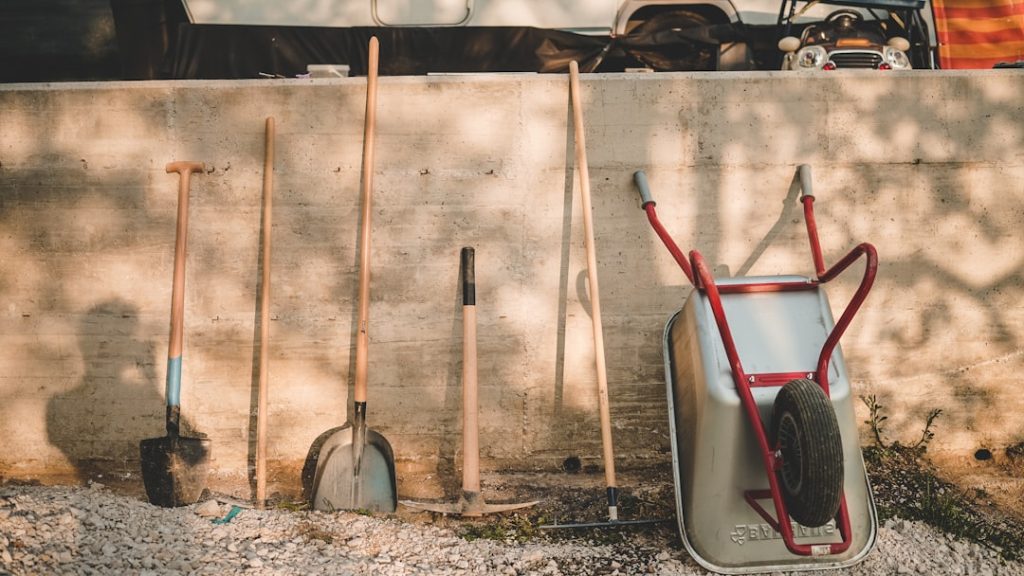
[46, 298, 177, 484]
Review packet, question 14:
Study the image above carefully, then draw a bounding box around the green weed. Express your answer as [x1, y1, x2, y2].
[295, 520, 335, 544]
[861, 395, 1023, 561]
[274, 500, 309, 512]
[459, 514, 537, 543]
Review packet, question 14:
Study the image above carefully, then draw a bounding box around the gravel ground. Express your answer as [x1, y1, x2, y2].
[1, 484, 1022, 576]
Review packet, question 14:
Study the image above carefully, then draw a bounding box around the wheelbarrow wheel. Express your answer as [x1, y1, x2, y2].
[771, 378, 843, 528]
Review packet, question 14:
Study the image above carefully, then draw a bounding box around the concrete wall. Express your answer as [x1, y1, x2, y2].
[1, 71, 1022, 498]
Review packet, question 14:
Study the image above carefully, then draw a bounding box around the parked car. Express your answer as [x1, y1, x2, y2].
[174, 0, 929, 72]
[101, 0, 936, 78]
[778, 8, 912, 69]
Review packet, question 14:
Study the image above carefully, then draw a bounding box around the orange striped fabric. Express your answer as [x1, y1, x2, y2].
[932, 0, 1024, 68]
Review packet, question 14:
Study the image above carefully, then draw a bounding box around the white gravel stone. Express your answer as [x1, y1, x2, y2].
[194, 499, 222, 518]
[0, 485, 1021, 576]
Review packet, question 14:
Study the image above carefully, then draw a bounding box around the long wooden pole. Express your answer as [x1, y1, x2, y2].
[354, 37, 379, 406]
[569, 61, 618, 521]
[460, 247, 480, 497]
[255, 117, 275, 509]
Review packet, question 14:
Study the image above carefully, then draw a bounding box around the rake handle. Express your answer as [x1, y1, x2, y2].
[255, 117, 275, 508]
[569, 61, 617, 518]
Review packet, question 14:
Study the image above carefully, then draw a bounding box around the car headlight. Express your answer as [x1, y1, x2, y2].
[883, 46, 912, 69]
[795, 46, 828, 69]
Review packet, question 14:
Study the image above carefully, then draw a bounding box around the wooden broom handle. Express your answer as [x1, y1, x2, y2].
[354, 37, 379, 404]
[255, 117, 274, 509]
[569, 61, 617, 491]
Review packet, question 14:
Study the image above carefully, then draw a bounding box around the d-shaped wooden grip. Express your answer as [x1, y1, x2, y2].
[166, 161, 206, 176]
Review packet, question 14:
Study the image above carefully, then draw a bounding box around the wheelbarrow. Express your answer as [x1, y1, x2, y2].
[633, 166, 878, 573]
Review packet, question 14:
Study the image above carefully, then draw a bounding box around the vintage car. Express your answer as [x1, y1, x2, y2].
[778, 8, 913, 70]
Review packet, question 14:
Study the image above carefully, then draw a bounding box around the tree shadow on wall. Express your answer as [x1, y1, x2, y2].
[46, 298, 171, 486]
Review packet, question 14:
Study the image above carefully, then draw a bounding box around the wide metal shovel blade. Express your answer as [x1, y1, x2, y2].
[140, 435, 211, 507]
[311, 424, 397, 513]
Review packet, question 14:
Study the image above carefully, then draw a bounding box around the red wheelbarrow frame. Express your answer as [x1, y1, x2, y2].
[634, 167, 877, 557]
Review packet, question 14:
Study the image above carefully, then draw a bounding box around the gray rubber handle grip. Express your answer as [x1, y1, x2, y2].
[633, 171, 655, 208]
[798, 164, 813, 198]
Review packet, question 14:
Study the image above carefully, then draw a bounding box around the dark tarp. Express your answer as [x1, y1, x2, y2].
[170, 22, 743, 79]
[0, 0, 120, 82]
[109, 0, 190, 79]
[0, 0, 189, 83]
[172, 25, 603, 78]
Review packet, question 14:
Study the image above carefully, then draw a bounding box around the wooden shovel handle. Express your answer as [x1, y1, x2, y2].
[165, 162, 204, 362]
[163, 160, 204, 430]
[569, 61, 617, 492]
[354, 37, 379, 404]
[255, 117, 275, 508]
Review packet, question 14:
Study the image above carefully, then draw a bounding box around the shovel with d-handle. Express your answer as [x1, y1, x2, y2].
[140, 161, 212, 508]
[401, 248, 540, 516]
[311, 36, 397, 513]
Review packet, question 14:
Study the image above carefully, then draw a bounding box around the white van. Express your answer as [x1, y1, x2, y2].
[181, 0, 926, 33]
[174, 0, 935, 73]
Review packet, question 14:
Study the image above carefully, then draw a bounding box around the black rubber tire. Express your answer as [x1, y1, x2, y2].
[771, 378, 844, 528]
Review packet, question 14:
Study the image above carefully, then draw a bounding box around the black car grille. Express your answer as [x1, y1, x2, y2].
[830, 51, 884, 69]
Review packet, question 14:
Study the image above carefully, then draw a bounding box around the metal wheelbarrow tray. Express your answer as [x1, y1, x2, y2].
[633, 167, 878, 573]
